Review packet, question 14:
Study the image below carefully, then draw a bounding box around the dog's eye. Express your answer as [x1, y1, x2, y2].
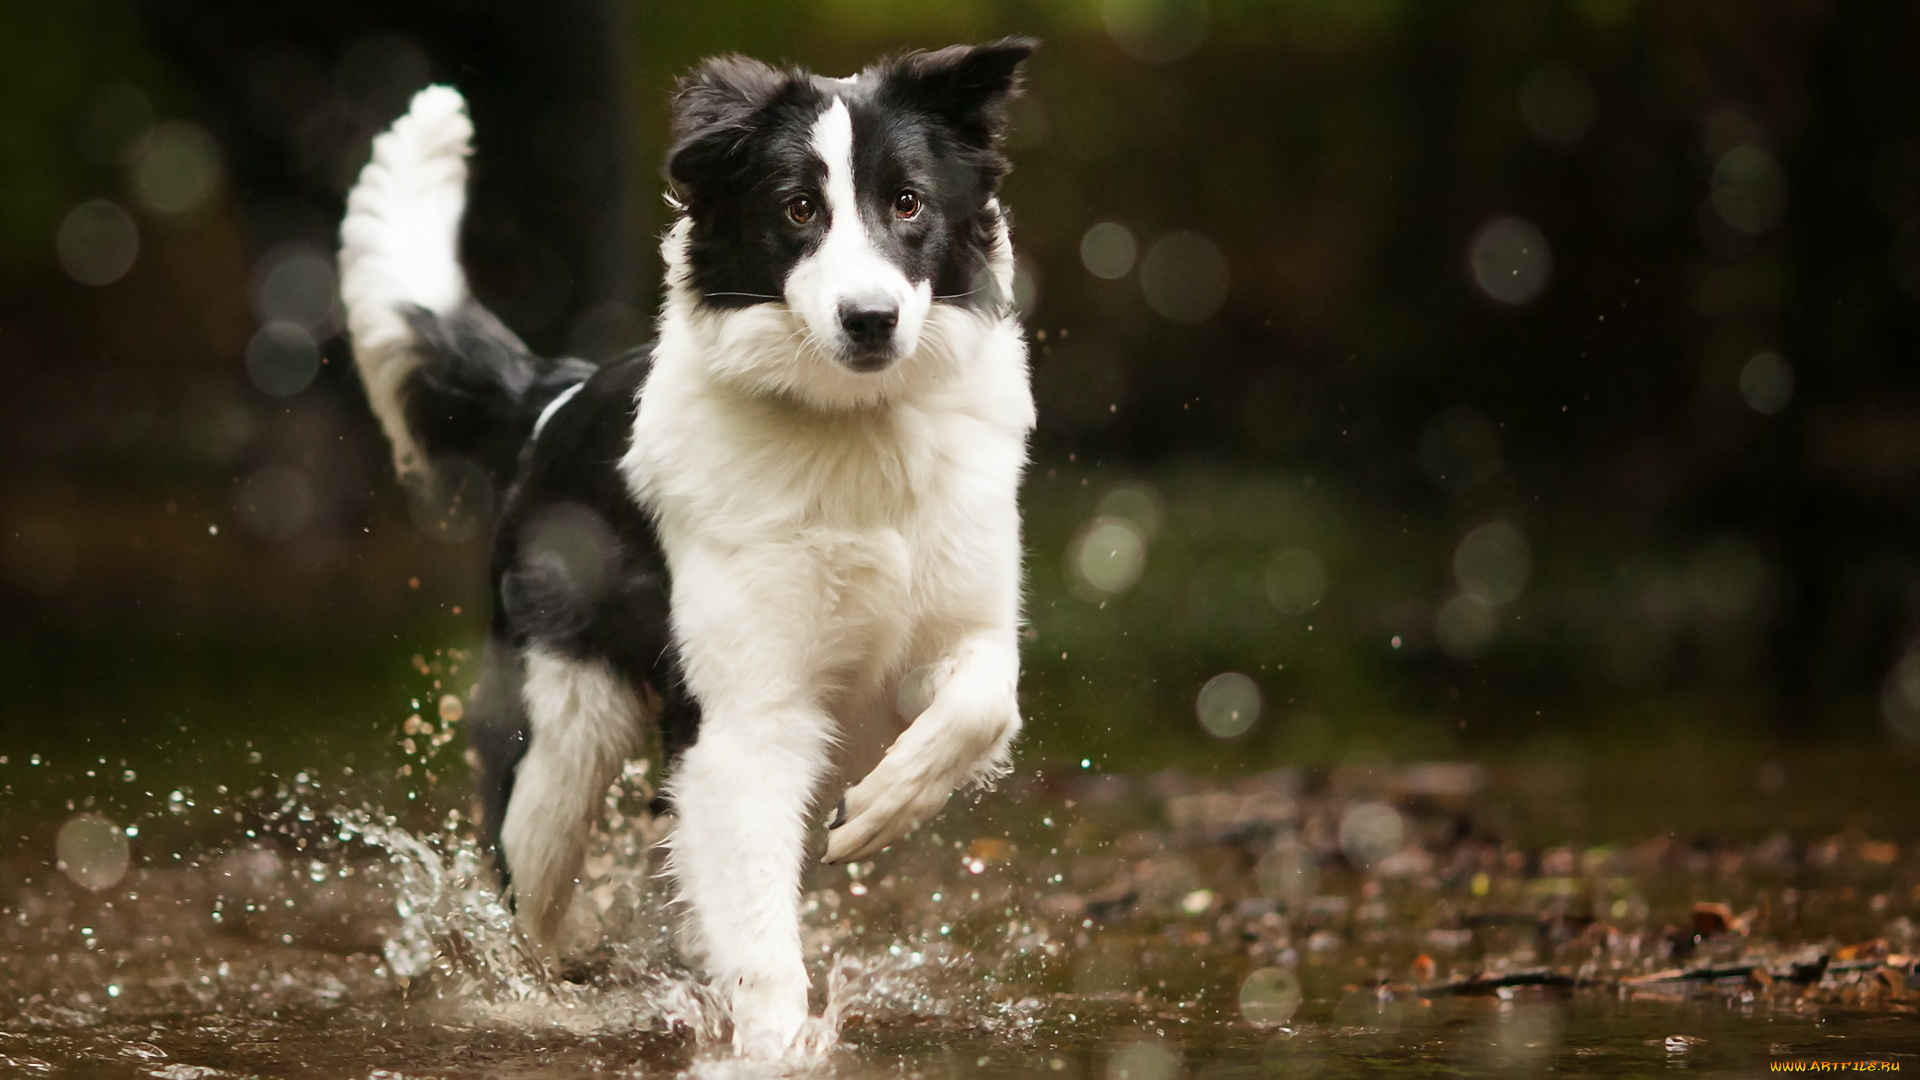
[893, 190, 922, 220]
[785, 195, 817, 225]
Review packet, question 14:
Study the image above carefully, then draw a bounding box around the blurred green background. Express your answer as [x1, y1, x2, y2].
[3, 1, 1919, 832]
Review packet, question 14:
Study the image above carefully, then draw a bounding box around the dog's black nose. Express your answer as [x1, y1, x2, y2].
[838, 300, 898, 347]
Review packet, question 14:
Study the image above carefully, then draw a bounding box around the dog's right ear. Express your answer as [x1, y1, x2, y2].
[667, 56, 788, 197]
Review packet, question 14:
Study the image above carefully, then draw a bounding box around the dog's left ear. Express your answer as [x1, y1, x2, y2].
[883, 37, 1037, 150]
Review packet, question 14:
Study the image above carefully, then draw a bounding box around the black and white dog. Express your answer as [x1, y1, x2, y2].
[338, 40, 1035, 1056]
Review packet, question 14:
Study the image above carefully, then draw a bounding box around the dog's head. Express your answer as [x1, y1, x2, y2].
[662, 40, 1034, 403]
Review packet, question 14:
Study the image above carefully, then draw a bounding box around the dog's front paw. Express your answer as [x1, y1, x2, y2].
[729, 972, 811, 1060]
[824, 756, 954, 864]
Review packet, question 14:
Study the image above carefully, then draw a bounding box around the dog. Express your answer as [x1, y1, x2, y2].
[338, 39, 1036, 1057]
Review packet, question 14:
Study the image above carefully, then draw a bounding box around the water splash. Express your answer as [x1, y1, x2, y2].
[333, 760, 727, 1041]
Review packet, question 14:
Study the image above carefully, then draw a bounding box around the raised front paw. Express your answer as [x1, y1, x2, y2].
[824, 754, 956, 864]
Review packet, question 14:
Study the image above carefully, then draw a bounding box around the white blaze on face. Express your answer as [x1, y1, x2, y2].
[785, 98, 932, 364]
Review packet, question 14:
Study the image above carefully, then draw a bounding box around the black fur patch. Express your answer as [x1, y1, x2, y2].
[491, 354, 700, 762]
[402, 303, 595, 487]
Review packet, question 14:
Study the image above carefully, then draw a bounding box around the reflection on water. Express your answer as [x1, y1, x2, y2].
[2, 752, 1918, 1077]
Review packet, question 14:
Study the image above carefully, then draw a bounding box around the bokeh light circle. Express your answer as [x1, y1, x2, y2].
[56, 813, 131, 891]
[1013, 256, 1041, 314]
[1453, 521, 1532, 606]
[1435, 594, 1498, 659]
[1081, 222, 1139, 279]
[1196, 672, 1261, 739]
[1140, 231, 1230, 323]
[1106, 1037, 1181, 1080]
[246, 322, 322, 398]
[1255, 838, 1317, 902]
[1097, 483, 1164, 539]
[255, 245, 338, 331]
[1738, 351, 1794, 416]
[1072, 516, 1149, 597]
[1338, 801, 1405, 868]
[1468, 216, 1552, 305]
[1518, 61, 1597, 145]
[55, 199, 139, 286]
[1881, 652, 1920, 744]
[1264, 548, 1327, 615]
[131, 121, 222, 215]
[75, 81, 155, 165]
[1239, 967, 1303, 1026]
[1711, 144, 1786, 235]
[237, 466, 317, 543]
[1102, 0, 1209, 64]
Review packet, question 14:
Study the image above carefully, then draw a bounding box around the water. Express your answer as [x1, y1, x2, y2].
[3, 746, 1918, 1078]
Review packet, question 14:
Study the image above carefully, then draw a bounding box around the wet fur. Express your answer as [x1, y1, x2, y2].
[337, 40, 1035, 1059]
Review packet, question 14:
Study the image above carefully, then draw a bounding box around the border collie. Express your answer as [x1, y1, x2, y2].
[338, 40, 1036, 1057]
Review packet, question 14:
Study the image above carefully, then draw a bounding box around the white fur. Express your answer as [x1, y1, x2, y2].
[500, 647, 647, 945]
[343, 80, 1034, 1060]
[781, 100, 933, 365]
[338, 85, 473, 481]
[623, 203, 1032, 1055]
[530, 380, 585, 441]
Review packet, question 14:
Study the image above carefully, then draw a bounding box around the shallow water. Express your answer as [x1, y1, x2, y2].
[3, 744, 1918, 1078]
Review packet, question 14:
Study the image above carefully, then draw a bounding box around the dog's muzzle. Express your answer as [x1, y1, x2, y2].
[837, 298, 899, 371]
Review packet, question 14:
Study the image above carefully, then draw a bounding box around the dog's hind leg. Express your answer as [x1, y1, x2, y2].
[666, 692, 835, 1058]
[498, 646, 645, 946]
[466, 637, 530, 867]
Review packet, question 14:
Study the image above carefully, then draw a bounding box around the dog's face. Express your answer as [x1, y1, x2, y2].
[664, 40, 1032, 395]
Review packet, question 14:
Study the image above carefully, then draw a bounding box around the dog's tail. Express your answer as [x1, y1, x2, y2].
[340, 85, 590, 491]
